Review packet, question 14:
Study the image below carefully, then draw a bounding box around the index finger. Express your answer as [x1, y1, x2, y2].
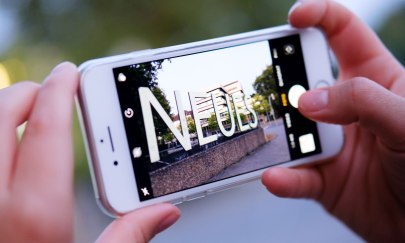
[0, 82, 39, 189]
[12, 62, 79, 198]
[288, 0, 403, 87]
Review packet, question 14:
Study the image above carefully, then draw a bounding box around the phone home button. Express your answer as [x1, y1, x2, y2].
[315, 80, 330, 89]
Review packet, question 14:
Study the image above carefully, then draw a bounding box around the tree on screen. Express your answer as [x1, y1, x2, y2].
[251, 94, 271, 116]
[253, 65, 281, 117]
[207, 113, 219, 131]
[128, 60, 174, 144]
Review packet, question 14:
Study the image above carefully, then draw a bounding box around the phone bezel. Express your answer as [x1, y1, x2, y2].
[77, 25, 343, 217]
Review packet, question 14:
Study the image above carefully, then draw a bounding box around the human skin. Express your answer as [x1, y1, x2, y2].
[0, 62, 180, 243]
[262, 0, 405, 242]
[1, 1, 404, 242]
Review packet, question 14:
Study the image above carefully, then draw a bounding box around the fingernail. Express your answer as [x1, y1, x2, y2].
[297, 0, 311, 3]
[299, 89, 329, 112]
[288, 1, 302, 16]
[157, 209, 180, 233]
[51, 62, 69, 74]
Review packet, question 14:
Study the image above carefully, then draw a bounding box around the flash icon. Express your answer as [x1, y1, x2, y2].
[118, 73, 126, 82]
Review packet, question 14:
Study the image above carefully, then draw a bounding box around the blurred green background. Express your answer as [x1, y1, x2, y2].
[1, 0, 403, 182]
[0, 0, 296, 181]
[0, 1, 404, 241]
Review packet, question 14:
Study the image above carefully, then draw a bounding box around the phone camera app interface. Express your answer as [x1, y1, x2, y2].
[113, 35, 321, 201]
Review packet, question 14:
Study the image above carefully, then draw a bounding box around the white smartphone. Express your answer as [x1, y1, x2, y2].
[77, 25, 343, 217]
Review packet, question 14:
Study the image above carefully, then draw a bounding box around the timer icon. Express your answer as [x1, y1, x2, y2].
[124, 108, 134, 118]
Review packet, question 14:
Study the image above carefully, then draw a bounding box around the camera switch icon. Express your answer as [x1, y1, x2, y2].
[299, 133, 316, 154]
[284, 44, 295, 55]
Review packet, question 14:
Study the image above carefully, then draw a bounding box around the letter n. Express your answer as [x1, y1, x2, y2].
[139, 87, 191, 163]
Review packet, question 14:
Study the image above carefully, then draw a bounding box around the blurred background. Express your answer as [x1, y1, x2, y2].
[0, 0, 404, 242]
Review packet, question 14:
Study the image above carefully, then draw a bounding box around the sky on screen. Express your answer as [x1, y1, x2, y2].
[156, 41, 272, 112]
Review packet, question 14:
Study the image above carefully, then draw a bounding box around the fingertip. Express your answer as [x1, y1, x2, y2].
[15, 80, 41, 89]
[263, 167, 323, 199]
[151, 202, 181, 217]
[0, 81, 40, 96]
[44, 62, 79, 92]
[288, 0, 324, 28]
[287, 2, 302, 19]
[97, 204, 180, 243]
[154, 203, 181, 234]
[51, 61, 78, 74]
[127, 203, 180, 235]
[261, 167, 292, 197]
[298, 89, 329, 113]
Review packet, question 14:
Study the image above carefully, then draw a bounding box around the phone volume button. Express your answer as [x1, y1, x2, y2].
[171, 197, 185, 205]
[185, 192, 207, 202]
[130, 49, 152, 58]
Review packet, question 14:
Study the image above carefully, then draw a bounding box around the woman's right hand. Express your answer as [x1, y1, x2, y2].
[262, 0, 405, 242]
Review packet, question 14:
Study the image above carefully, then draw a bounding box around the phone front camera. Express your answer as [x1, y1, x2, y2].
[113, 161, 118, 166]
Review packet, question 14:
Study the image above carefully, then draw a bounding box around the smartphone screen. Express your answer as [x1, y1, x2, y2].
[112, 34, 321, 201]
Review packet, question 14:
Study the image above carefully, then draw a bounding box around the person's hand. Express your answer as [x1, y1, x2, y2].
[262, 0, 405, 242]
[0, 62, 180, 242]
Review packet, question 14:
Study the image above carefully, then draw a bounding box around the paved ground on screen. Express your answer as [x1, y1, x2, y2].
[209, 119, 289, 181]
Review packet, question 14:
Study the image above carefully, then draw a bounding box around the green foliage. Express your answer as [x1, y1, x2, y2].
[2, 0, 293, 83]
[251, 94, 271, 115]
[253, 65, 278, 102]
[187, 117, 197, 134]
[254, 65, 276, 93]
[238, 112, 247, 124]
[1, 1, 294, 178]
[18, 1, 405, 182]
[129, 61, 164, 88]
[253, 65, 280, 117]
[207, 113, 219, 131]
[378, 7, 405, 65]
[152, 86, 173, 143]
[126, 59, 172, 143]
[161, 132, 174, 144]
[151, 86, 171, 114]
[177, 116, 197, 134]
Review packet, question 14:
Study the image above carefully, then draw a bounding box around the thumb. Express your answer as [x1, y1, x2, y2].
[299, 77, 405, 150]
[262, 167, 323, 200]
[96, 204, 180, 243]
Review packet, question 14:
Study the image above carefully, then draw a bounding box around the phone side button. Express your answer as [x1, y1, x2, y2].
[184, 192, 207, 202]
[315, 80, 330, 89]
[170, 198, 185, 206]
